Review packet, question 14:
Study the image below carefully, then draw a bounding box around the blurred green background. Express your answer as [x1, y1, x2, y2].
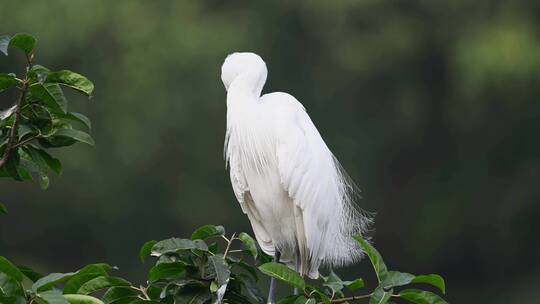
[1, 1, 539, 303]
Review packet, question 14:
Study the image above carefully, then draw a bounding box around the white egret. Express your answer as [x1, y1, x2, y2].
[221, 52, 371, 303]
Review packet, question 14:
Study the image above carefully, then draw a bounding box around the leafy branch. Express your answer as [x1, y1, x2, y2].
[257, 236, 446, 304]
[0, 33, 94, 198]
[0, 36, 33, 169]
[0, 225, 448, 304]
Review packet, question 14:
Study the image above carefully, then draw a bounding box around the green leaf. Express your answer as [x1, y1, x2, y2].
[322, 270, 344, 295]
[38, 136, 77, 148]
[208, 242, 220, 255]
[399, 289, 447, 304]
[289, 296, 308, 304]
[18, 149, 49, 189]
[63, 264, 113, 294]
[238, 232, 258, 259]
[26, 168, 44, 187]
[32, 272, 76, 292]
[259, 262, 305, 290]
[18, 124, 34, 140]
[2, 154, 18, 180]
[46, 70, 94, 96]
[0, 36, 10, 55]
[369, 286, 392, 304]
[160, 280, 207, 300]
[207, 254, 230, 287]
[0, 74, 20, 92]
[17, 265, 43, 282]
[30, 83, 68, 114]
[77, 276, 131, 294]
[34, 147, 62, 174]
[345, 278, 364, 291]
[353, 235, 388, 282]
[148, 262, 185, 282]
[37, 290, 68, 304]
[4, 151, 27, 181]
[240, 273, 264, 303]
[305, 285, 330, 304]
[0, 272, 24, 298]
[0, 203, 7, 215]
[230, 260, 258, 281]
[173, 290, 211, 304]
[102, 287, 138, 304]
[151, 238, 207, 256]
[0, 294, 25, 304]
[381, 271, 415, 289]
[191, 224, 225, 240]
[59, 112, 91, 130]
[0, 256, 24, 282]
[63, 294, 104, 304]
[411, 275, 446, 294]
[139, 240, 157, 263]
[209, 281, 218, 293]
[277, 295, 303, 304]
[29, 65, 51, 83]
[8, 33, 36, 55]
[38, 291, 69, 304]
[52, 129, 94, 146]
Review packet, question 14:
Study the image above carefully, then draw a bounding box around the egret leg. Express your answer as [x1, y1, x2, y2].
[268, 250, 281, 304]
[293, 248, 300, 295]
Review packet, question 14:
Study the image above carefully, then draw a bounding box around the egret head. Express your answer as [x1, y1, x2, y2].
[221, 52, 267, 95]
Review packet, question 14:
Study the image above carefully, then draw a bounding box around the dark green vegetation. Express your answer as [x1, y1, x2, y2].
[0, 33, 447, 304]
[1, 2, 539, 303]
[3, 222, 449, 304]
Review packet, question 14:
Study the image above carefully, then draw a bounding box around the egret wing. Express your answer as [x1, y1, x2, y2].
[267, 93, 367, 275]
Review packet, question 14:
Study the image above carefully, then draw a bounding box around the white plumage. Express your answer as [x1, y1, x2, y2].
[221, 52, 371, 279]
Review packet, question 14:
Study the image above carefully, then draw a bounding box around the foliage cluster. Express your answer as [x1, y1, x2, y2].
[1, 34, 448, 304]
[0, 33, 93, 193]
[0, 223, 447, 304]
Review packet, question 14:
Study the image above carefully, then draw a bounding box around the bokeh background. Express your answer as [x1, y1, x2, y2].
[1, 1, 539, 303]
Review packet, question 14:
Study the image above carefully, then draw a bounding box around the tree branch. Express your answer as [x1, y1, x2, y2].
[0, 81, 29, 169]
[0, 53, 33, 169]
[325, 293, 372, 303]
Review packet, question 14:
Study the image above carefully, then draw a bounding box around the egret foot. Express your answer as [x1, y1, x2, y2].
[267, 250, 281, 304]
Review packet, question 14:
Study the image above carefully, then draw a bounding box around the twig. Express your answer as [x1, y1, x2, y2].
[0, 53, 33, 169]
[0, 82, 29, 168]
[324, 293, 373, 303]
[130, 286, 151, 301]
[222, 232, 236, 259]
[13, 133, 41, 149]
